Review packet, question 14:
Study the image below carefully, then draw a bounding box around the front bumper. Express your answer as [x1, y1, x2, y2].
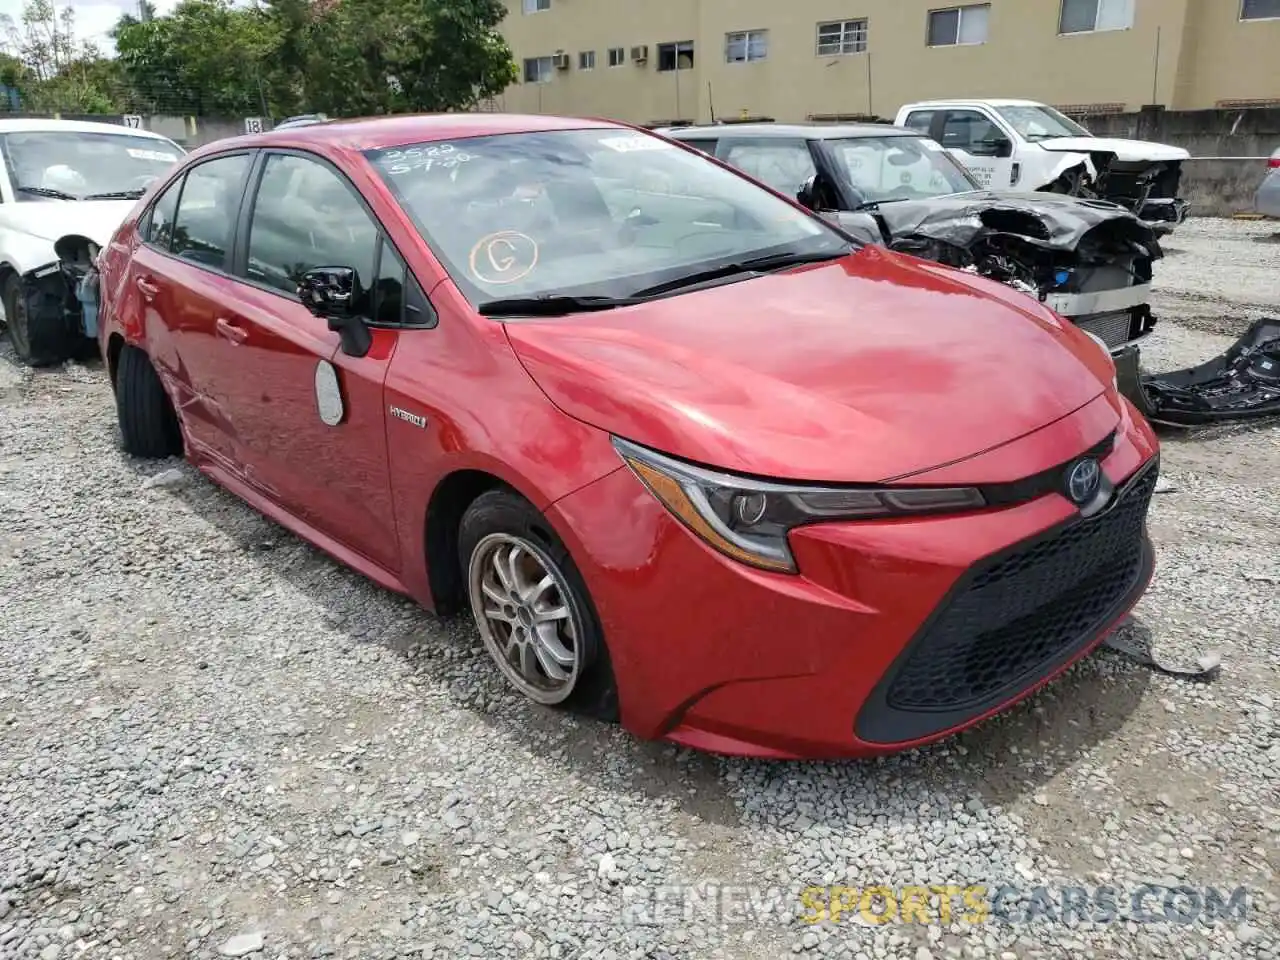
[1137, 197, 1190, 235]
[549, 392, 1159, 759]
[1043, 285, 1157, 353]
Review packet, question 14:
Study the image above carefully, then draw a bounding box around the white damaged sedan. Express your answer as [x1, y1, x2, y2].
[0, 118, 185, 366]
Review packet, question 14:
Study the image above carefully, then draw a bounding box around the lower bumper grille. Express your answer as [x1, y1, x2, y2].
[1077, 309, 1140, 350]
[855, 458, 1158, 744]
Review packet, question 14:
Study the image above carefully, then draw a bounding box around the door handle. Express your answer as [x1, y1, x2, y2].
[215, 317, 248, 345]
[135, 275, 158, 299]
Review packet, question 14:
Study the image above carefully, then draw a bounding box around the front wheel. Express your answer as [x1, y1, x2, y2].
[458, 489, 618, 721]
[2, 273, 69, 367]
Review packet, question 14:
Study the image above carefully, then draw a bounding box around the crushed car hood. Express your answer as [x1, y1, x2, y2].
[840, 190, 1161, 252]
[504, 245, 1112, 483]
[1034, 137, 1190, 163]
[0, 200, 133, 246]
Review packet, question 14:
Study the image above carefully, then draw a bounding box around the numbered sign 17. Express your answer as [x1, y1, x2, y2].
[122, 115, 143, 129]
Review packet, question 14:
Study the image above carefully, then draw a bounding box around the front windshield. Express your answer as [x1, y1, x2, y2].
[364, 128, 848, 305]
[995, 105, 1091, 141]
[1, 130, 185, 201]
[826, 136, 979, 203]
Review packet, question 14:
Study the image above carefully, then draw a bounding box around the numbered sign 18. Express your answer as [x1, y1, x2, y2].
[244, 117, 264, 135]
[122, 115, 143, 129]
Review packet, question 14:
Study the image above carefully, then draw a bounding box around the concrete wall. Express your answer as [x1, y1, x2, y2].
[1074, 106, 1280, 215]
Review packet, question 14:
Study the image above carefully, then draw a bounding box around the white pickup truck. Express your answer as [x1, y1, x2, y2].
[893, 98, 1190, 235]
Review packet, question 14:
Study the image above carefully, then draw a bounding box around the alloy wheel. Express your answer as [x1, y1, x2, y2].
[467, 532, 582, 704]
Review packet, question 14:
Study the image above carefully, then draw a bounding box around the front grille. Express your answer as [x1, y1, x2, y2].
[1077, 309, 1137, 349]
[873, 459, 1158, 727]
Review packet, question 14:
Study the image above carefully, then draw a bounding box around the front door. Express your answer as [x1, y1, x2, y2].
[212, 150, 402, 573]
[933, 108, 1015, 192]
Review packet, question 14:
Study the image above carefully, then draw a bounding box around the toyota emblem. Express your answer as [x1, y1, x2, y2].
[1065, 457, 1102, 505]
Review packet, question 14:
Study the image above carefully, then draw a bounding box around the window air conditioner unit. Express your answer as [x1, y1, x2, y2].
[552, 51, 570, 69]
[631, 45, 648, 63]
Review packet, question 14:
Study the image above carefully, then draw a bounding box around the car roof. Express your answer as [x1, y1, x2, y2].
[0, 117, 180, 141]
[663, 122, 920, 140]
[211, 112, 635, 154]
[899, 98, 1046, 109]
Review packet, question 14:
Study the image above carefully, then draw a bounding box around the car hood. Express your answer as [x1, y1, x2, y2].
[503, 245, 1112, 483]
[1034, 137, 1190, 163]
[834, 190, 1158, 252]
[0, 200, 134, 246]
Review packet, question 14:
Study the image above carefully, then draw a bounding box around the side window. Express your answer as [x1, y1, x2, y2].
[245, 153, 378, 316]
[170, 155, 250, 268]
[373, 242, 406, 325]
[719, 139, 817, 196]
[145, 177, 182, 249]
[679, 139, 719, 155]
[939, 110, 1004, 154]
[902, 110, 935, 135]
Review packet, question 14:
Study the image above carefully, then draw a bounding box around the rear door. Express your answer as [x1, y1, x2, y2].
[126, 152, 255, 471]
[212, 149, 410, 572]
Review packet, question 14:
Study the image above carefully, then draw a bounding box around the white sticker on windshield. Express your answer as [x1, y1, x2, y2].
[127, 148, 179, 162]
[597, 134, 672, 153]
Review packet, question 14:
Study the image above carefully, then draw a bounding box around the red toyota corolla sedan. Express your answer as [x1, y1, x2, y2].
[94, 114, 1159, 760]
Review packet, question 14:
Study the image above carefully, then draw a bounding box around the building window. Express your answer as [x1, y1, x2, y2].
[816, 18, 868, 56]
[578, 50, 596, 69]
[927, 4, 991, 45]
[523, 56, 553, 83]
[1059, 0, 1134, 33]
[725, 30, 768, 63]
[1241, 0, 1280, 18]
[522, 0, 549, 12]
[607, 46, 626, 66]
[657, 41, 695, 72]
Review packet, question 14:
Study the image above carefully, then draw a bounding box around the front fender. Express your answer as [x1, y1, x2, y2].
[1, 232, 59, 277]
[1026, 151, 1097, 190]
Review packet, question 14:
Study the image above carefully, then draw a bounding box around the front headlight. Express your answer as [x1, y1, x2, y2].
[1083, 330, 1119, 391]
[613, 437, 986, 574]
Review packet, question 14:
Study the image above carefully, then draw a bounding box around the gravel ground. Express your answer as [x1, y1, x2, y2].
[1, 218, 1278, 960]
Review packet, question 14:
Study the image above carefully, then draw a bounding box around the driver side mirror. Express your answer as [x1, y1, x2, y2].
[972, 136, 1013, 159]
[298, 266, 372, 358]
[796, 172, 836, 212]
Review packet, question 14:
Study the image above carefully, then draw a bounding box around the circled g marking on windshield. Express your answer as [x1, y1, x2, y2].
[468, 231, 539, 285]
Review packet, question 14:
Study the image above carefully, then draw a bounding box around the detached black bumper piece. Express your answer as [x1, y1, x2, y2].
[855, 458, 1158, 745]
[1116, 318, 1280, 427]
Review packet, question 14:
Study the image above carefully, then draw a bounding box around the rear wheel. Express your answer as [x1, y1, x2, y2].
[2, 273, 71, 367]
[459, 489, 618, 721]
[115, 344, 183, 458]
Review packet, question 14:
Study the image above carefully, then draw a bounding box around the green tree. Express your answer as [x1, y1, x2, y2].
[268, 0, 517, 117]
[0, 1, 121, 113]
[113, 0, 279, 116]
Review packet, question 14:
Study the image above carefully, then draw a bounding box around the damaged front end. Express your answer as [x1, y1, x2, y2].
[1115, 318, 1280, 427]
[1087, 156, 1189, 236]
[839, 192, 1162, 353]
[16, 234, 103, 365]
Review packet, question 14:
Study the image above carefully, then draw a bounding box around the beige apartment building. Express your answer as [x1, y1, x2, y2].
[494, 0, 1280, 125]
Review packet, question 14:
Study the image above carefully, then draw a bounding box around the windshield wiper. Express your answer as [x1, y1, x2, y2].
[83, 189, 147, 200]
[629, 248, 850, 299]
[15, 185, 80, 201]
[477, 294, 643, 317]
[852, 198, 913, 211]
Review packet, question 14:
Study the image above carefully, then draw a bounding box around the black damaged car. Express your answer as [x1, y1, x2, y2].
[659, 121, 1162, 356]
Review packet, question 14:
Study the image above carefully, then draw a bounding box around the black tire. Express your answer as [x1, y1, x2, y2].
[458, 489, 619, 722]
[2, 273, 71, 367]
[115, 344, 183, 458]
